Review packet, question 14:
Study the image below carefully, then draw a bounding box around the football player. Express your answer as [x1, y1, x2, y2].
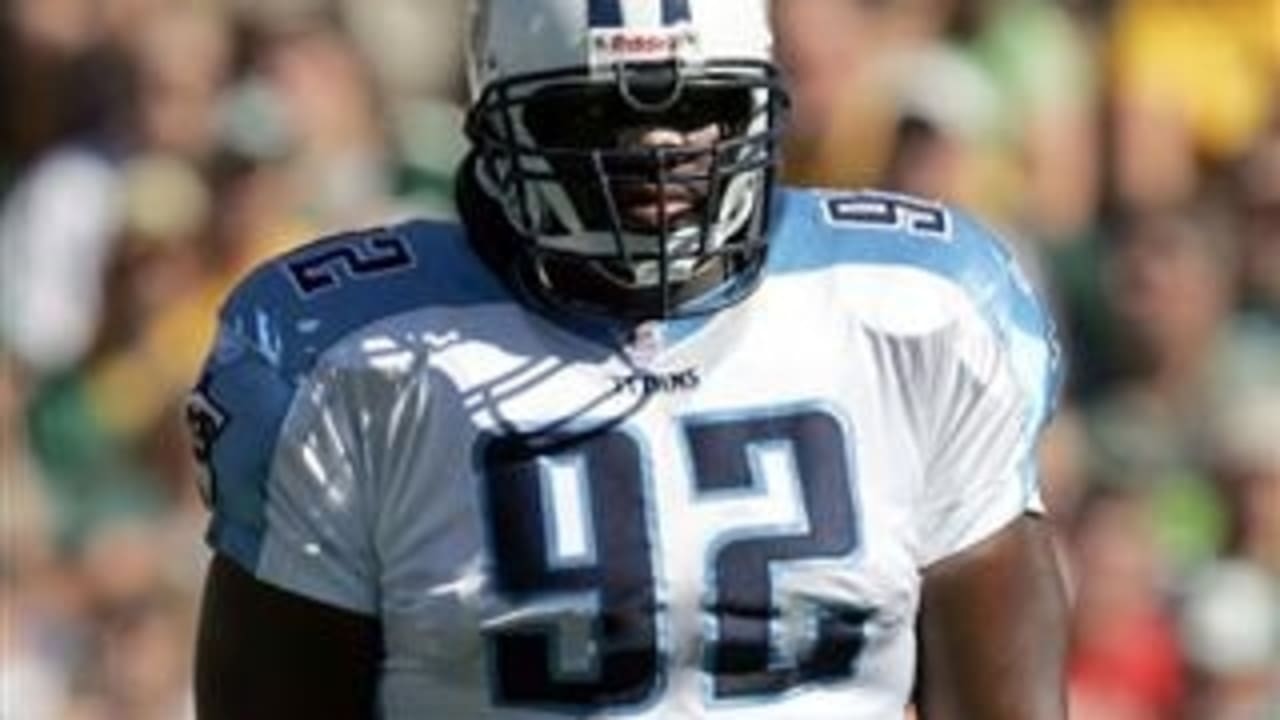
[189, 0, 1068, 718]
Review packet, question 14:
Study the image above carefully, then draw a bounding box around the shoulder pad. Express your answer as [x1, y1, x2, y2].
[191, 217, 504, 570]
[220, 218, 507, 379]
[770, 186, 1063, 422]
[771, 188, 1046, 334]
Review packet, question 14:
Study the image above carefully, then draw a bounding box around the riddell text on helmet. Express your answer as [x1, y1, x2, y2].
[588, 27, 701, 66]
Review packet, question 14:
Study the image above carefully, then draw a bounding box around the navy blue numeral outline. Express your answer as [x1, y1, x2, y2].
[824, 191, 952, 240]
[476, 406, 872, 712]
[476, 427, 667, 714]
[285, 232, 415, 296]
[682, 404, 872, 702]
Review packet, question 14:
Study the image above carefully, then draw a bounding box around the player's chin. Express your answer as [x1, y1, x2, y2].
[615, 187, 708, 232]
[621, 200, 697, 230]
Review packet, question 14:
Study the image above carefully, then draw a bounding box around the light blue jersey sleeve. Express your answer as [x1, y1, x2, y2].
[186, 219, 483, 613]
[770, 189, 1063, 564]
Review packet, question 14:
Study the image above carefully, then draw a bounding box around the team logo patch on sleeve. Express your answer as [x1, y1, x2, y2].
[185, 388, 228, 508]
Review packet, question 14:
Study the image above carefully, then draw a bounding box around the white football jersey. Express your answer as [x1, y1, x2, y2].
[188, 187, 1060, 719]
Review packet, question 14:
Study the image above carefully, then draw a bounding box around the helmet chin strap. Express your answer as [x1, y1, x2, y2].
[462, 151, 748, 322]
[526, 168, 763, 289]
[531, 244, 735, 318]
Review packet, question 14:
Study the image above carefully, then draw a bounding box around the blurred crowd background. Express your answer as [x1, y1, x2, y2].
[0, 0, 1277, 718]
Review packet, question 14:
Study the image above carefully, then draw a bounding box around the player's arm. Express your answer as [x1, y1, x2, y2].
[195, 553, 383, 720]
[187, 310, 391, 719]
[907, 219, 1068, 719]
[916, 514, 1068, 720]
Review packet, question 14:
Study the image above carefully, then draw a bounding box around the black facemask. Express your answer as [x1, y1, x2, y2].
[465, 59, 788, 320]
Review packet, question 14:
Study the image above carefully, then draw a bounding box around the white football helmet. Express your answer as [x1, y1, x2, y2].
[465, 0, 787, 318]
